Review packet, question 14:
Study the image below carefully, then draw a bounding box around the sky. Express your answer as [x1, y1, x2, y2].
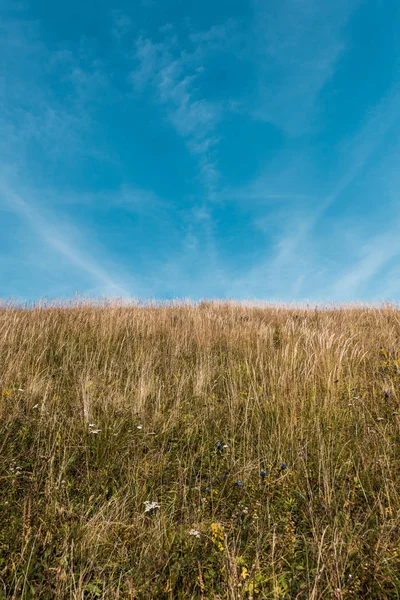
[1, 0, 400, 303]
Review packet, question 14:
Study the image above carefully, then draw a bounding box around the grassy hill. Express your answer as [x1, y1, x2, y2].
[1, 302, 400, 599]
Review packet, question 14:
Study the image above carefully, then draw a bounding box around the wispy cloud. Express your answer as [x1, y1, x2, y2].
[0, 12, 132, 298]
[3, 0, 398, 303]
[252, 0, 358, 135]
[111, 10, 132, 43]
[189, 19, 241, 53]
[131, 32, 223, 198]
[129, 27, 235, 289]
[0, 13, 118, 174]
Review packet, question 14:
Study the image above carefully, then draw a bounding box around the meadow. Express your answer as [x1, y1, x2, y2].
[1, 301, 400, 599]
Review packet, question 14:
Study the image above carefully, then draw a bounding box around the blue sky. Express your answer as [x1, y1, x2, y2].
[1, 0, 400, 303]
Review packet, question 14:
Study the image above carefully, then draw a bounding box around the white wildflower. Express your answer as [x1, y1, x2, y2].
[89, 423, 95, 428]
[89, 429, 101, 434]
[223, 444, 228, 449]
[188, 529, 201, 538]
[144, 501, 160, 514]
[377, 417, 384, 422]
[137, 425, 143, 430]
[33, 404, 39, 409]
[18, 388, 24, 392]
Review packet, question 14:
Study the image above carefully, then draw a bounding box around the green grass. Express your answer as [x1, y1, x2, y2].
[0, 302, 400, 598]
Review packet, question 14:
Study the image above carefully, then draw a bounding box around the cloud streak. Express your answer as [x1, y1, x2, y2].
[226, 78, 400, 301]
[0, 179, 130, 297]
[270, 82, 400, 273]
[332, 226, 400, 300]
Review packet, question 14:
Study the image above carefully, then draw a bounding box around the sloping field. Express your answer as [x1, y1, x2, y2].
[1, 302, 400, 599]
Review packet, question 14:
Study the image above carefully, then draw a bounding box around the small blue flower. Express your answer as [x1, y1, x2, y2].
[216, 441, 222, 449]
[235, 480, 244, 487]
[281, 462, 288, 470]
[259, 470, 267, 478]
[205, 486, 210, 492]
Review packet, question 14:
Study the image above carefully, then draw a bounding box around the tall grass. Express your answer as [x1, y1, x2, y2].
[1, 301, 400, 599]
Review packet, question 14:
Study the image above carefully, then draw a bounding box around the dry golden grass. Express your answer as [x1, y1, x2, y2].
[1, 301, 400, 599]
